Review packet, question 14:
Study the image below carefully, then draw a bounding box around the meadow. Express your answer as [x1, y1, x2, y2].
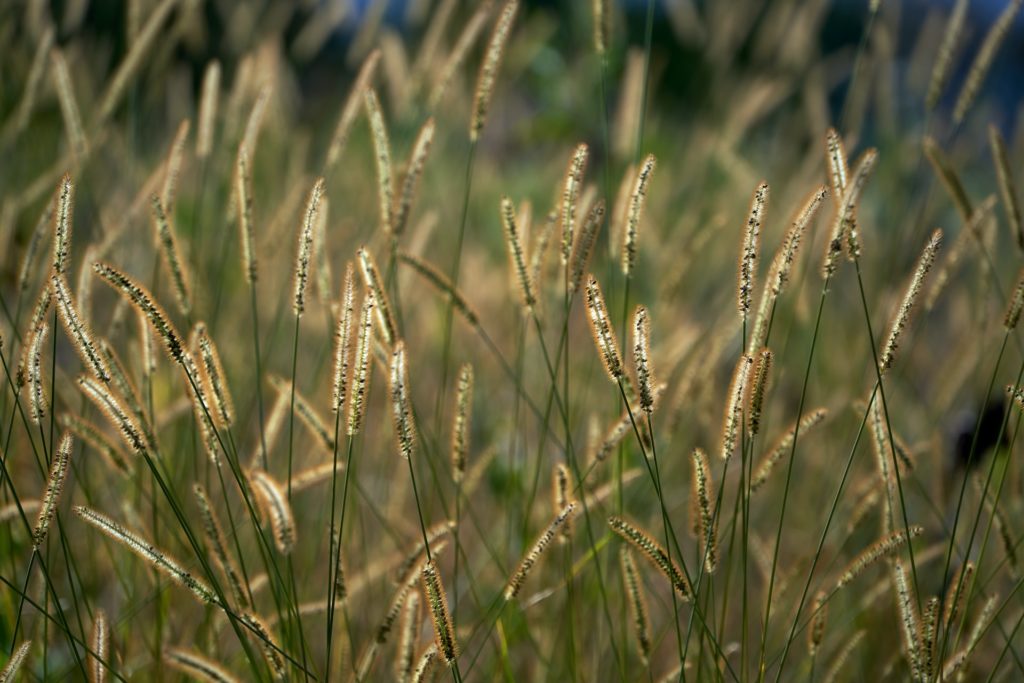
[1, 0, 1024, 680]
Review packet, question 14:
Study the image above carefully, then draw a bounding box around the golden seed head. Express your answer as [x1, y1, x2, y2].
[632, 305, 654, 413]
[879, 228, 942, 373]
[364, 88, 394, 234]
[390, 341, 417, 460]
[452, 363, 474, 482]
[293, 177, 326, 316]
[585, 276, 622, 381]
[348, 292, 376, 436]
[561, 143, 590, 264]
[422, 559, 458, 664]
[53, 174, 74, 276]
[622, 154, 656, 277]
[470, 1, 519, 142]
[501, 196, 536, 310]
[332, 263, 357, 413]
[738, 181, 769, 320]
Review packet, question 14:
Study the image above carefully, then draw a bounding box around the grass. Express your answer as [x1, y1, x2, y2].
[1, 0, 1024, 681]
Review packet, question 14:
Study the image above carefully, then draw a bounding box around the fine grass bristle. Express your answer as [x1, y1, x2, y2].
[470, 0, 519, 142]
[808, 591, 827, 657]
[75, 506, 218, 604]
[608, 515, 690, 599]
[1, 641, 32, 682]
[93, 262, 185, 364]
[53, 174, 73, 276]
[834, 526, 924, 592]
[632, 305, 655, 414]
[879, 228, 942, 373]
[892, 560, 922, 680]
[451, 363, 473, 482]
[822, 147, 877, 278]
[363, 88, 394, 234]
[421, 559, 458, 665]
[194, 323, 235, 428]
[32, 432, 72, 549]
[60, 413, 130, 476]
[348, 292, 376, 436]
[90, 609, 108, 683]
[268, 375, 335, 451]
[150, 194, 192, 317]
[16, 198, 54, 296]
[751, 409, 828, 492]
[398, 252, 481, 326]
[568, 200, 605, 295]
[396, 590, 421, 683]
[586, 275, 623, 381]
[250, 470, 296, 555]
[26, 321, 49, 424]
[622, 154, 656, 277]
[332, 263, 356, 413]
[160, 118, 190, 214]
[166, 648, 240, 683]
[720, 353, 753, 462]
[358, 247, 398, 346]
[235, 149, 257, 284]
[1003, 267, 1024, 330]
[293, 177, 326, 316]
[738, 181, 768, 320]
[767, 188, 828, 297]
[501, 196, 536, 311]
[920, 595, 939, 680]
[690, 447, 717, 573]
[393, 117, 435, 238]
[747, 347, 772, 436]
[561, 143, 589, 265]
[241, 612, 286, 680]
[193, 484, 249, 609]
[412, 646, 439, 683]
[390, 341, 417, 460]
[77, 375, 148, 454]
[52, 273, 111, 383]
[505, 502, 576, 600]
[551, 463, 573, 541]
[619, 547, 651, 664]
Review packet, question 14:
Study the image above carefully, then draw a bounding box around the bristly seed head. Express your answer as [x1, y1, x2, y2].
[879, 228, 942, 373]
[451, 363, 474, 483]
[390, 341, 417, 460]
[293, 177, 325, 316]
[586, 275, 622, 381]
[561, 143, 589, 265]
[348, 292, 376, 436]
[622, 154, 656, 277]
[632, 305, 655, 413]
[738, 181, 768, 321]
[332, 263, 357, 413]
[422, 559, 458, 665]
[470, 1, 519, 142]
[53, 174, 73, 276]
[501, 197, 536, 310]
